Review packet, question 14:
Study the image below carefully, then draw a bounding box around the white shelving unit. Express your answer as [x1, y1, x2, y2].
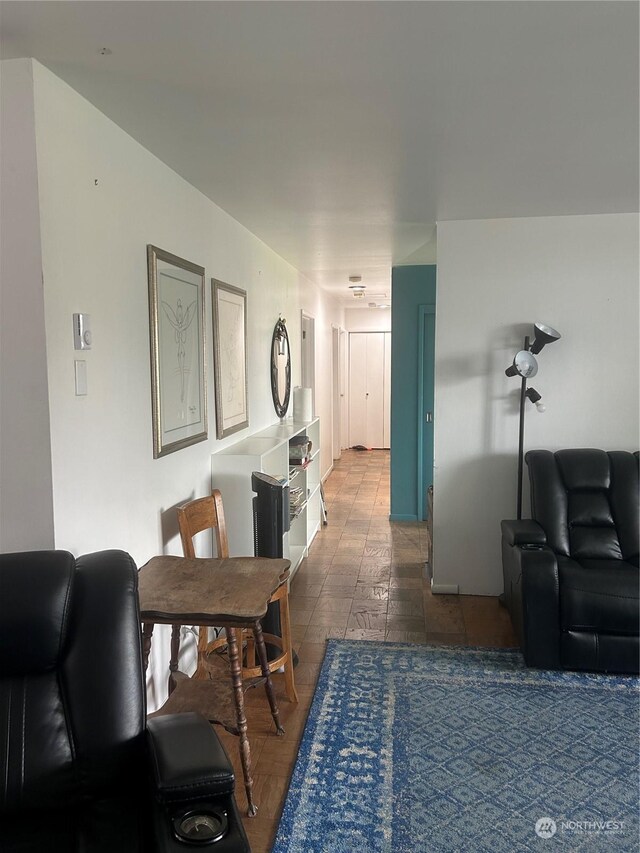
[211, 418, 321, 578]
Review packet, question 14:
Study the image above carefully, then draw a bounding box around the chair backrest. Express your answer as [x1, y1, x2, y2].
[0, 549, 145, 814]
[177, 491, 230, 661]
[177, 489, 229, 559]
[526, 449, 639, 562]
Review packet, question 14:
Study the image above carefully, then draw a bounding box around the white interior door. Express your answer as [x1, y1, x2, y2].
[349, 333, 368, 446]
[349, 332, 390, 448]
[366, 333, 385, 448]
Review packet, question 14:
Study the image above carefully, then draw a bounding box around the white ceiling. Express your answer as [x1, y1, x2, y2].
[1, 1, 637, 302]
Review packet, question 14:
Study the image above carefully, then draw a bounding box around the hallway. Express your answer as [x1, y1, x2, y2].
[290, 449, 516, 649]
[222, 449, 516, 851]
[290, 449, 429, 644]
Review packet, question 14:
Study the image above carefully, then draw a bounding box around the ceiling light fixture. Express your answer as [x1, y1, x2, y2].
[348, 275, 365, 299]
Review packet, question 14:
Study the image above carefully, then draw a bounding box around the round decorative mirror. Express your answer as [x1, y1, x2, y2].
[271, 317, 291, 418]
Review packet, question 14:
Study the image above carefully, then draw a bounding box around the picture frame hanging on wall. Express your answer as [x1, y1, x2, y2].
[147, 245, 207, 458]
[212, 278, 249, 439]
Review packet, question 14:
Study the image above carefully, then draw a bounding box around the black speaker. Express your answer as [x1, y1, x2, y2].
[251, 472, 290, 661]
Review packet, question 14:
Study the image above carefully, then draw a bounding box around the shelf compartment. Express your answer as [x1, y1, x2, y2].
[289, 499, 308, 521]
[288, 544, 306, 576]
[211, 417, 320, 569]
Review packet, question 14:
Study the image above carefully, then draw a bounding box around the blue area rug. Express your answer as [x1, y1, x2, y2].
[272, 641, 639, 853]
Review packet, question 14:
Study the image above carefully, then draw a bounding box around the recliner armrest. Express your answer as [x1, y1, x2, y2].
[502, 533, 561, 669]
[146, 713, 250, 852]
[501, 519, 546, 547]
[146, 712, 234, 804]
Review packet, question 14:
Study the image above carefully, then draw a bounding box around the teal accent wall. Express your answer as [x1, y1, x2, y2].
[390, 265, 436, 521]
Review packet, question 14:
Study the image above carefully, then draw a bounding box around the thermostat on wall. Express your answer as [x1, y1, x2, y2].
[73, 313, 92, 350]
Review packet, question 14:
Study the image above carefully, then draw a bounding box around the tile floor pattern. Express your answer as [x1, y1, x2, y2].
[215, 449, 517, 852]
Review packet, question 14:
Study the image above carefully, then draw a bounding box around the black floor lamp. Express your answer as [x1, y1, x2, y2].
[505, 323, 561, 519]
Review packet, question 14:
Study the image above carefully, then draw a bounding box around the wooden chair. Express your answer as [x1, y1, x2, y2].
[176, 490, 298, 703]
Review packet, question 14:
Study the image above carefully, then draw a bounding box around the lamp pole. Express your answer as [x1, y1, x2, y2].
[506, 323, 560, 521]
[516, 335, 530, 520]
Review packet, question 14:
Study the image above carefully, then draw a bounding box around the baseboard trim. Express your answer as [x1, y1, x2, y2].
[431, 582, 460, 595]
[322, 464, 334, 483]
[389, 514, 418, 522]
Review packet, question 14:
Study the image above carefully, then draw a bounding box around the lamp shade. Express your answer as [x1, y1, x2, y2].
[505, 350, 538, 379]
[530, 323, 561, 354]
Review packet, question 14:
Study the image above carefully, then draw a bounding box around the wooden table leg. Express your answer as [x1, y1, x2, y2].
[142, 623, 154, 674]
[168, 624, 181, 694]
[227, 625, 258, 817]
[253, 619, 285, 736]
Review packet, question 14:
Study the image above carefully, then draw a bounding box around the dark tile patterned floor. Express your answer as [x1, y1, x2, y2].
[216, 449, 517, 852]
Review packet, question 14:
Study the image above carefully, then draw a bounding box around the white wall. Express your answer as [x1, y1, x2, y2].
[434, 214, 639, 595]
[344, 306, 391, 332]
[4, 60, 341, 708]
[299, 289, 340, 473]
[0, 60, 55, 550]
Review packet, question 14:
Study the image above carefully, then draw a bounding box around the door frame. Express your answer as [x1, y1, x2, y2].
[300, 311, 316, 417]
[331, 325, 341, 460]
[339, 328, 348, 451]
[417, 304, 436, 521]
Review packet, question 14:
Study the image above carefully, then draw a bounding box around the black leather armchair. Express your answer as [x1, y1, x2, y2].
[0, 549, 250, 853]
[502, 449, 639, 674]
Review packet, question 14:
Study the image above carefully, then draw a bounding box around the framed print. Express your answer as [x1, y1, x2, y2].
[212, 279, 248, 439]
[147, 245, 207, 458]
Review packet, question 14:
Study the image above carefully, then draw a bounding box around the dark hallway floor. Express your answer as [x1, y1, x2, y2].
[217, 448, 517, 851]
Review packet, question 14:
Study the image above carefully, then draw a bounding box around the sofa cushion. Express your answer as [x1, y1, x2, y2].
[556, 449, 611, 490]
[608, 450, 640, 564]
[558, 557, 639, 636]
[568, 490, 623, 560]
[561, 631, 640, 675]
[526, 449, 639, 562]
[0, 550, 75, 676]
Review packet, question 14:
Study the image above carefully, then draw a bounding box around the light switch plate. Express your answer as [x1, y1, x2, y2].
[74, 360, 88, 395]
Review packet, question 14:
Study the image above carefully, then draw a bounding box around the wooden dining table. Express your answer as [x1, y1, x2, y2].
[137, 554, 291, 816]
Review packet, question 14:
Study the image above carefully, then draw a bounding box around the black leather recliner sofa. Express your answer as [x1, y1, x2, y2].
[0, 549, 250, 852]
[501, 449, 639, 674]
